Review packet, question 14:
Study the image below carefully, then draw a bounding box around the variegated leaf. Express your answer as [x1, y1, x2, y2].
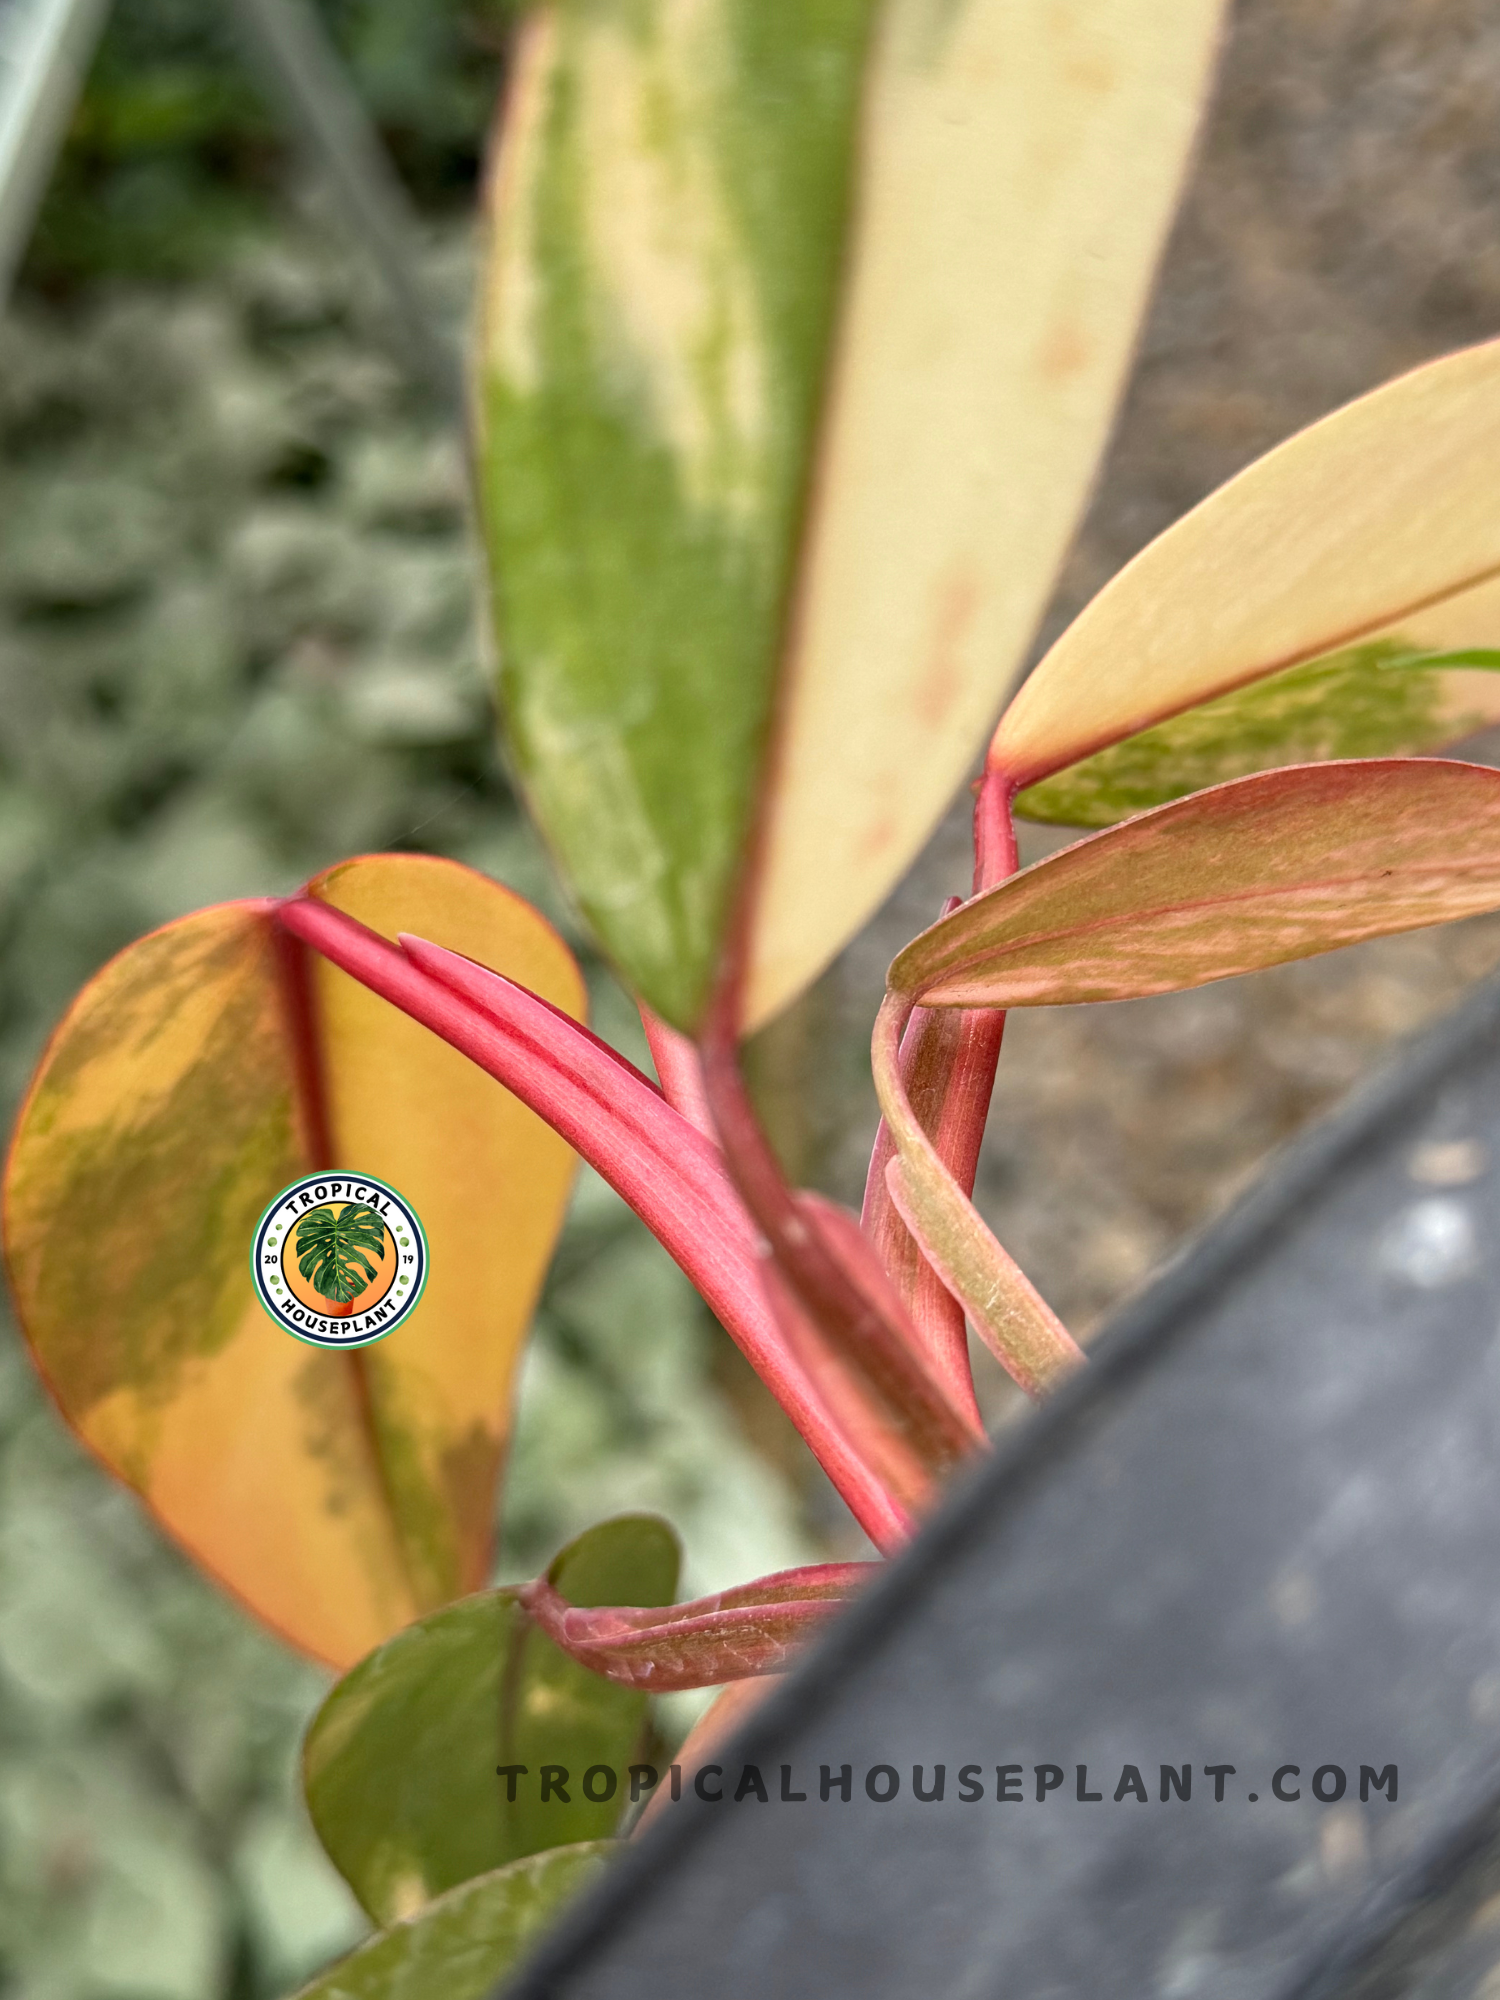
[891, 760, 1500, 1009]
[479, 0, 1226, 1033]
[3, 857, 583, 1667]
[993, 339, 1500, 793]
[1015, 639, 1500, 827]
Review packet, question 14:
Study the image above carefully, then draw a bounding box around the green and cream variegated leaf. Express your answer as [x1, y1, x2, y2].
[1015, 639, 1500, 827]
[481, 0, 881, 1031]
[993, 338, 1500, 794]
[744, 0, 1226, 1028]
[479, 0, 1226, 1033]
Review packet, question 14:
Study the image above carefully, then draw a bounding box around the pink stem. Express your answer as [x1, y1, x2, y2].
[639, 1006, 716, 1139]
[698, 989, 982, 1475]
[859, 769, 1019, 1407]
[973, 765, 1020, 895]
[757, 1238, 938, 1521]
[860, 1002, 991, 1426]
[273, 896, 909, 1553]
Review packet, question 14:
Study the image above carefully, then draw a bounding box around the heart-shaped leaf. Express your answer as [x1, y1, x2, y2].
[290, 1842, 611, 2000]
[1015, 640, 1500, 827]
[890, 760, 1500, 1009]
[992, 338, 1500, 792]
[2, 854, 583, 1667]
[479, 0, 1225, 1033]
[302, 1515, 679, 1925]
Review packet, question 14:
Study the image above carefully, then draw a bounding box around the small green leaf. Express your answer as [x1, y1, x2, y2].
[500, 1515, 680, 1865]
[302, 1516, 679, 1925]
[290, 1844, 611, 2000]
[1015, 640, 1500, 827]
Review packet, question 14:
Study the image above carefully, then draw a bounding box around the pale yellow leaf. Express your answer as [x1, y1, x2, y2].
[744, 0, 1226, 1028]
[992, 339, 1500, 789]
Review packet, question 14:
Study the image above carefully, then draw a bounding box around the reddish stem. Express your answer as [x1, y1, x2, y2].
[269, 923, 336, 1170]
[639, 1006, 716, 1139]
[273, 895, 910, 1553]
[973, 765, 1020, 894]
[698, 986, 981, 1473]
[859, 768, 1019, 1409]
[515, 1560, 874, 1691]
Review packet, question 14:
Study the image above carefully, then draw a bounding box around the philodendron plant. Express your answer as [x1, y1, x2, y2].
[12, 2, 1500, 1991]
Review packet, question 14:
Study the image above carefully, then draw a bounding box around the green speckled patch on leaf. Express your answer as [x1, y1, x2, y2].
[480, 0, 880, 1030]
[1014, 641, 1500, 828]
[3, 857, 588, 1669]
[4, 907, 300, 1423]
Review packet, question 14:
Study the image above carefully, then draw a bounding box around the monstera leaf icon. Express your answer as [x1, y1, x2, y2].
[294, 1204, 388, 1309]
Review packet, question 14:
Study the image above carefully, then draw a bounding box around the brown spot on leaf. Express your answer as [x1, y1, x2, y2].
[1037, 318, 1092, 382]
[864, 812, 898, 860]
[1064, 50, 1117, 96]
[918, 568, 982, 731]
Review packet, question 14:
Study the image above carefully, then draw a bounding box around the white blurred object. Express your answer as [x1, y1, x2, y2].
[0, 0, 109, 302]
[0, 0, 461, 405]
[1377, 1197, 1480, 1290]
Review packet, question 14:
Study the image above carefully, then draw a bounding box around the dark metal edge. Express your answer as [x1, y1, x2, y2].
[1270, 1754, 1500, 2000]
[500, 966, 1500, 1998]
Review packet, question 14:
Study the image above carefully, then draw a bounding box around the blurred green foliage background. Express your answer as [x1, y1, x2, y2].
[25, 0, 517, 288]
[0, 4, 819, 1992]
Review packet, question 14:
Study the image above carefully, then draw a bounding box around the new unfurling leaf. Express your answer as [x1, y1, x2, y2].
[516, 1561, 874, 1692]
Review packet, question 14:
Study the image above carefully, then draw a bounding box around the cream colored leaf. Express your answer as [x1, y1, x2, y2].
[744, 0, 1226, 1029]
[992, 338, 1500, 790]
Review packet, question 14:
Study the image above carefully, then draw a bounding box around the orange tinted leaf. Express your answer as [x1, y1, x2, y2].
[890, 760, 1500, 1009]
[993, 339, 1500, 791]
[869, 999, 1081, 1400]
[3, 855, 584, 1667]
